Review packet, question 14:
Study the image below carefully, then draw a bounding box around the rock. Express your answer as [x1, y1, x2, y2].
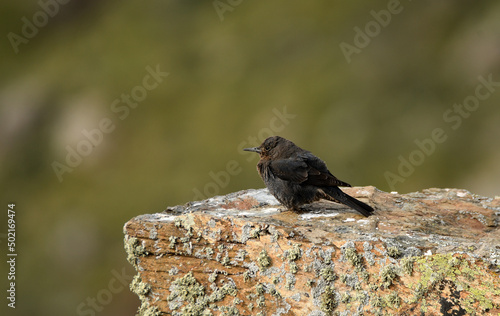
[123, 187, 500, 315]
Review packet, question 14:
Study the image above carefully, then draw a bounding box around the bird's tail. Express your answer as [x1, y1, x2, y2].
[323, 186, 374, 217]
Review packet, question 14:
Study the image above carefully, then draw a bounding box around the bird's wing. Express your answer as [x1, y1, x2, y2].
[300, 152, 351, 187]
[268, 154, 351, 187]
[268, 158, 309, 183]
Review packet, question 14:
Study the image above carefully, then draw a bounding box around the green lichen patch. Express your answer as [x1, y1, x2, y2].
[257, 249, 271, 271]
[205, 247, 214, 256]
[176, 303, 207, 316]
[124, 236, 149, 267]
[219, 305, 240, 316]
[221, 254, 231, 266]
[130, 275, 151, 297]
[256, 295, 265, 308]
[222, 281, 238, 297]
[400, 256, 415, 275]
[209, 281, 238, 302]
[340, 272, 361, 290]
[250, 226, 263, 238]
[387, 246, 401, 259]
[343, 247, 363, 270]
[255, 283, 265, 295]
[380, 264, 398, 288]
[174, 214, 195, 229]
[340, 292, 351, 304]
[167, 271, 241, 315]
[243, 270, 253, 282]
[359, 269, 370, 282]
[286, 243, 302, 262]
[168, 236, 178, 249]
[320, 267, 337, 283]
[136, 301, 161, 316]
[272, 276, 281, 285]
[410, 253, 500, 314]
[370, 295, 383, 307]
[269, 287, 281, 299]
[174, 214, 196, 237]
[271, 230, 280, 243]
[320, 286, 338, 315]
[384, 291, 401, 308]
[168, 272, 205, 303]
[208, 271, 218, 283]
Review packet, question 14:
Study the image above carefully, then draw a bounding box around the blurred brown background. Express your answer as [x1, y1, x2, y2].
[1, 0, 499, 315]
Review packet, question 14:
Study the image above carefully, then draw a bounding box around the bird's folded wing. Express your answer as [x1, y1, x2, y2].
[268, 159, 309, 183]
[303, 168, 351, 187]
[269, 156, 351, 187]
[302, 153, 352, 187]
[298, 152, 351, 187]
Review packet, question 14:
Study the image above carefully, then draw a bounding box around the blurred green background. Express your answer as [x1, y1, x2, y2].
[1, 0, 499, 315]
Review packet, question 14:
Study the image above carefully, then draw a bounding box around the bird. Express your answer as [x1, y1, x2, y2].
[243, 136, 374, 217]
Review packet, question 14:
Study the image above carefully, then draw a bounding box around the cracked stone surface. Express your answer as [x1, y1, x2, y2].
[123, 187, 500, 315]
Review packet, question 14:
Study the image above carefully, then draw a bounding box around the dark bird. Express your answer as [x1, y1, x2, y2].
[244, 136, 374, 217]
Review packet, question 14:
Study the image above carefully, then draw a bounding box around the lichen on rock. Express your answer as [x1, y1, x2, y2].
[123, 187, 500, 315]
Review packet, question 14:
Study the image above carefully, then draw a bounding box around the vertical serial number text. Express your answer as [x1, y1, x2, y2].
[7, 204, 16, 309]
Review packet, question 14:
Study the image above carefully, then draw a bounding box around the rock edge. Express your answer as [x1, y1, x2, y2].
[123, 187, 500, 315]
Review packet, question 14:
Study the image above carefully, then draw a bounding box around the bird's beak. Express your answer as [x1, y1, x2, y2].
[243, 147, 261, 154]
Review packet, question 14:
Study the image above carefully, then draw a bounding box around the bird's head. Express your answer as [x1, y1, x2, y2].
[243, 136, 295, 160]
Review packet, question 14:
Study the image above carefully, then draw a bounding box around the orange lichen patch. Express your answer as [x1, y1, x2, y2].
[457, 217, 486, 231]
[220, 197, 259, 210]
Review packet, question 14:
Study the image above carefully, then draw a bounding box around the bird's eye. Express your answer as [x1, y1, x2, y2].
[265, 145, 271, 151]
